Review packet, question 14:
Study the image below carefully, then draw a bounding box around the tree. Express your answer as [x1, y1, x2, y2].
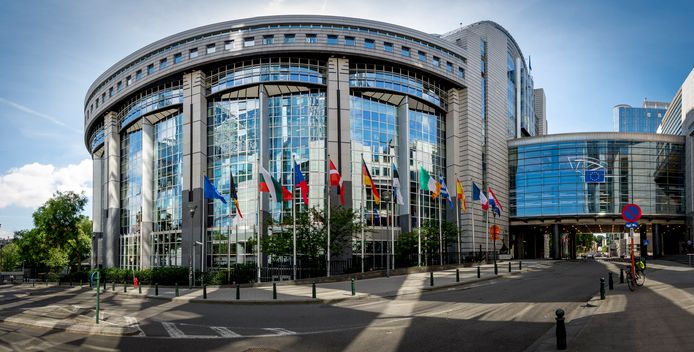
[32, 191, 88, 271]
[15, 229, 50, 271]
[0, 241, 21, 271]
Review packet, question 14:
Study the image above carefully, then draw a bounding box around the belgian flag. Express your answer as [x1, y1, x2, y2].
[230, 172, 242, 218]
[361, 157, 380, 205]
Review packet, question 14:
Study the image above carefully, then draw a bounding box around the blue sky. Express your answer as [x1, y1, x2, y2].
[0, 0, 692, 237]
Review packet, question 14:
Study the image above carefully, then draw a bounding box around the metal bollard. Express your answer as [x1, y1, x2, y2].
[139, 283, 142, 294]
[508, 262, 512, 273]
[103, 280, 106, 292]
[112, 281, 115, 291]
[155, 283, 159, 296]
[124, 281, 127, 293]
[600, 278, 605, 300]
[477, 266, 481, 278]
[312, 281, 316, 299]
[236, 284, 240, 300]
[430, 272, 434, 287]
[351, 278, 355, 296]
[455, 268, 460, 282]
[272, 282, 277, 300]
[519, 261, 522, 271]
[494, 263, 498, 275]
[556, 309, 567, 350]
[203, 284, 207, 299]
[32, 280, 34, 287]
[608, 272, 614, 290]
[175, 282, 179, 297]
[620, 269, 624, 284]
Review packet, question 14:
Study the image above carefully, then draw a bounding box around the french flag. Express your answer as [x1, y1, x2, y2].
[472, 182, 488, 211]
[293, 161, 309, 206]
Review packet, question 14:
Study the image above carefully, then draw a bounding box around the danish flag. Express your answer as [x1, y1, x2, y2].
[329, 159, 345, 205]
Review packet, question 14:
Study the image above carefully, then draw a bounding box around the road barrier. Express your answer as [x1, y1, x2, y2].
[155, 283, 159, 296]
[508, 262, 512, 273]
[175, 282, 179, 297]
[519, 261, 522, 271]
[608, 272, 614, 290]
[555, 309, 566, 350]
[430, 272, 434, 287]
[600, 278, 605, 300]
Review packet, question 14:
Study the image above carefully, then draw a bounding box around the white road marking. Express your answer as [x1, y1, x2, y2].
[161, 322, 186, 338]
[264, 328, 296, 336]
[210, 326, 241, 338]
[125, 316, 145, 336]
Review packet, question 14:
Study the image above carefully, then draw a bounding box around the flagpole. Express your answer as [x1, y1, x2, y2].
[485, 207, 489, 262]
[326, 154, 331, 278]
[227, 206, 231, 284]
[438, 190, 443, 266]
[292, 155, 297, 280]
[256, 157, 261, 283]
[417, 167, 422, 267]
[456, 179, 461, 265]
[361, 154, 365, 274]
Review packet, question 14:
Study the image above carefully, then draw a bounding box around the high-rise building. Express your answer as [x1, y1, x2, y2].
[534, 88, 547, 135]
[613, 100, 668, 133]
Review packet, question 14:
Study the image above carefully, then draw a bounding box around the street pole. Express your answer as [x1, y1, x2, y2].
[417, 169, 422, 267]
[292, 155, 297, 280]
[630, 227, 635, 276]
[327, 154, 331, 278]
[456, 192, 461, 265]
[438, 193, 443, 265]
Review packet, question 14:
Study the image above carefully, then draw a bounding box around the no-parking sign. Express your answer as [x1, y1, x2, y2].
[621, 204, 642, 223]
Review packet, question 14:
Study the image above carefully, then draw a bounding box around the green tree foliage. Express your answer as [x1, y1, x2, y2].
[576, 233, 595, 254]
[14, 229, 49, 269]
[32, 191, 88, 270]
[0, 241, 21, 271]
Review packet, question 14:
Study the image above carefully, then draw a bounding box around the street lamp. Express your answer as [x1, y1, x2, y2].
[188, 204, 197, 289]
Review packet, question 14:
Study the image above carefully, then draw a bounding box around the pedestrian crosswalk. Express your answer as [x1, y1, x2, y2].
[157, 321, 296, 339]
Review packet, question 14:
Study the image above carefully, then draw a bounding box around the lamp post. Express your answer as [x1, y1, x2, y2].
[188, 204, 197, 289]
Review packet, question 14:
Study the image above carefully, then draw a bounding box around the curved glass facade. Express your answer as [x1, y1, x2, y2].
[208, 58, 326, 95]
[509, 139, 685, 218]
[118, 83, 183, 130]
[349, 63, 448, 110]
[120, 129, 143, 270]
[409, 109, 446, 227]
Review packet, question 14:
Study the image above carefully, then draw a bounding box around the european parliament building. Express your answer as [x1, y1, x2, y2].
[85, 16, 691, 273]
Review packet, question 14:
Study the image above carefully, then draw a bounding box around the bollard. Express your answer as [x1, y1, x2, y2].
[509, 262, 512, 273]
[608, 272, 614, 290]
[80, 279, 82, 288]
[430, 272, 434, 287]
[477, 266, 481, 278]
[351, 278, 356, 296]
[600, 278, 605, 300]
[124, 281, 127, 293]
[494, 263, 498, 275]
[236, 284, 240, 300]
[312, 281, 316, 299]
[155, 283, 159, 296]
[619, 269, 624, 284]
[456, 268, 460, 282]
[32, 280, 34, 287]
[139, 283, 142, 294]
[519, 261, 522, 271]
[203, 284, 207, 299]
[272, 282, 277, 300]
[555, 309, 567, 350]
[175, 282, 179, 297]
[103, 280, 106, 292]
[112, 281, 115, 291]
[70, 281, 73, 287]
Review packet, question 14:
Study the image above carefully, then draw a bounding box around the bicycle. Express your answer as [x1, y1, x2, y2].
[625, 258, 646, 291]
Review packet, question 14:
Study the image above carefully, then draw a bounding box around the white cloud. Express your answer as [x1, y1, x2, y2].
[0, 159, 92, 209]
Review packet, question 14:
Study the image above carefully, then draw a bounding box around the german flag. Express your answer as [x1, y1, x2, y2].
[361, 157, 380, 205]
[230, 171, 242, 218]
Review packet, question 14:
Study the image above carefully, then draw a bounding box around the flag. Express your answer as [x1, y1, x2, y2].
[392, 164, 404, 205]
[456, 178, 467, 212]
[472, 182, 488, 211]
[293, 161, 309, 207]
[329, 159, 345, 205]
[488, 187, 503, 215]
[362, 158, 380, 205]
[259, 165, 292, 203]
[419, 166, 441, 198]
[230, 172, 242, 218]
[204, 176, 227, 204]
[439, 176, 453, 208]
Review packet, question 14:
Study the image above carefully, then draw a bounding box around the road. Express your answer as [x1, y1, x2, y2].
[0, 261, 609, 351]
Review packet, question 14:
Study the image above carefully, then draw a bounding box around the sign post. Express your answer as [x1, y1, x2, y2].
[622, 204, 642, 277]
[94, 271, 100, 324]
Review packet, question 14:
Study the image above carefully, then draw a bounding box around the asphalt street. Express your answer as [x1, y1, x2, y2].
[0, 261, 613, 351]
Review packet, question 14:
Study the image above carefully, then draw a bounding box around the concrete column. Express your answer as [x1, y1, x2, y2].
[140, 118, 154, 269]
[327, 57, 352, 208]
[445, 88, 461, 225]
[182, 71, 208, 278]
[552, 223, 560, 259]
[515, 57, 521, 138]
[91, 153, 104, 269]
[652, 224, 661, 258]
[104, 112, 120, 268]
[258, 85, 270, 268]
[396, 97, 411, 232]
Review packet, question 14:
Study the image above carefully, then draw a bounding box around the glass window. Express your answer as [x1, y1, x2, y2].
[224, 40, 234, 50]
[458, 67, 465, 79]
[244, 37, 255, 47]
[305, 34, 317, 43]
[283, 34, 295, 43]
[446, 62, 453, 73]
[101, 93, 105, 103]
[418, 51, 426, 61]
[263, 35, 274, 45]
[401, 46, 410, 57]
[206, 44, 216, 54]
[117, 81, 123, 91]
[345, 36, 355, 46]
[136, 70, 142, 80]
[173, 53, 182, 64]
[126, 75, 132, 86]
[364, 38, 375, 49]
[433, 56, 440, 67]
[147, 64, 155, 75]
[327, 35, 338, 45]
[384, 42, 393, 53]
[159, 58, 168, 70]
[189, 48, 198, 59]
[109, 87, 113, 98]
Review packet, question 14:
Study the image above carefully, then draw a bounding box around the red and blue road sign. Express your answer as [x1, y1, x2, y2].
[621, 203, 642, 223]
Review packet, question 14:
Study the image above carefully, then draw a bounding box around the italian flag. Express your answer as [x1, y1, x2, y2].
[259, 165, 292, 203]
[419, 166, 441, 198]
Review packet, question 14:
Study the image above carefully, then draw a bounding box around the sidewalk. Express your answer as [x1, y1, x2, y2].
[0, 261, 552, 337]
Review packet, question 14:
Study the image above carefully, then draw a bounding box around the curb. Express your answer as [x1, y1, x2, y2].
[0, 315, 140, 337]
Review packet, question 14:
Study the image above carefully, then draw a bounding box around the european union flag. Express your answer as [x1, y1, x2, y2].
[204, 176, 227, 204]
[585, 169, 605, 183]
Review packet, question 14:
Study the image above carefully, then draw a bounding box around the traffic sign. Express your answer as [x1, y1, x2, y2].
[643, 239, 649, 246]
[621, 204, 642, 222]
[489, 225, 500, 240]
[625, 222, 639, 229]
